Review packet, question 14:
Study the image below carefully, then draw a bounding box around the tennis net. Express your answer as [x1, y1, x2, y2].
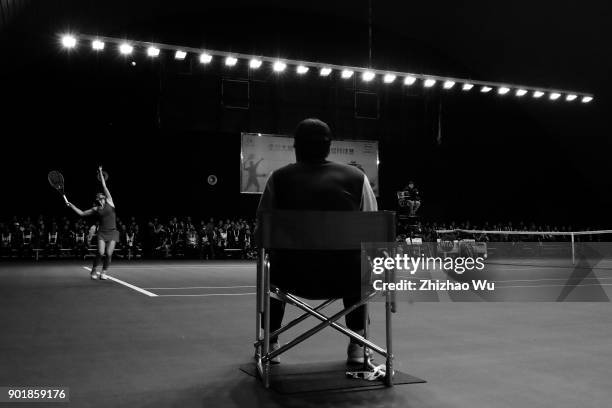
[434, 229, 612, 264]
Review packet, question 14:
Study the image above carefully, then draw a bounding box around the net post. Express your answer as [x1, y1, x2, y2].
[571, 232, 575, 265]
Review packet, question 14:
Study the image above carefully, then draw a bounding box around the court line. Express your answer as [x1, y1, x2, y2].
[107, 265, 255, 270]
[83, 267, 158, 297]
[144, 285, 256, 290]
[156, 293, 256, 297]
[396, 274, 612, 284]
[494, 283, 612, 289]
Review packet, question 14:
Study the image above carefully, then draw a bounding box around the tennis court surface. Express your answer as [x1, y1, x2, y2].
[1, 260, 612, 408]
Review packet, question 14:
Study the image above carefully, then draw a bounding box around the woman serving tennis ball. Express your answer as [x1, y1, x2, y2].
[67, 166, 119, 280]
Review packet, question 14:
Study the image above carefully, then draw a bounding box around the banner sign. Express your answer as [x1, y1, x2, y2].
[240, 133, 379, 195]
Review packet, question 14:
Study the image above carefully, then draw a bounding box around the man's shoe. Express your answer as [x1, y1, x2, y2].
[100, 272, 109, 280]
[90, 271, 99, 280]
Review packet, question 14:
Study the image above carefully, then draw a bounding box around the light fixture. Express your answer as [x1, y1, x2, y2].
[362, 71, 376, 81]
[320, 67, 332, 76]
[516, 89, 527, 97]
[56, 33, 595, 108]
[147, 47, 160, 57]
[443, 80, 455, 89]
[403, 76, 417, 85]
[92, 40, 105, 51]
[119, 43, 133, 55]
[341, 69, 354, 79]
[61, 35, 77, 48]
[273, 61, 287, 72]
[383, 74, 396, 83]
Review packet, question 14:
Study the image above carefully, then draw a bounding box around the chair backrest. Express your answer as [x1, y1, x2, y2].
[257, 210, 396, 250]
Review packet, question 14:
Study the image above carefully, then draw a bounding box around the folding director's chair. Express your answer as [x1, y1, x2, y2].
[254, 210, 397, 388]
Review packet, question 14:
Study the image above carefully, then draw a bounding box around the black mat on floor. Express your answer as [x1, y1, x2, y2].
[239, 361, 426, 394]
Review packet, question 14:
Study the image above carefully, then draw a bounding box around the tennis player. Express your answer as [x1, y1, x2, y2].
[66, 166, 119, 280]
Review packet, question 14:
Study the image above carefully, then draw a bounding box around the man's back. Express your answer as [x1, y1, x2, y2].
[267, 161, 365, 211]
[258, 160, 375, 298]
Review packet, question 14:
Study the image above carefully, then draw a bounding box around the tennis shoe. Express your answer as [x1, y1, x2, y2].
[100, 272, 109, 280]
[90, 270, 99, 280]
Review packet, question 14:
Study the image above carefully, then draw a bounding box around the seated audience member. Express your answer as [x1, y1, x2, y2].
[1, 223, 12, 257]
[404, 180, 421, 216]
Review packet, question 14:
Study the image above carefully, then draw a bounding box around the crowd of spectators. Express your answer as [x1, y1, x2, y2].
[1, 216, 607, 261]
[0, 215, 257, 260]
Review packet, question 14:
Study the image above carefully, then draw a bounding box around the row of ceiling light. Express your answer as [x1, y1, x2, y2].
[60, 34, 594, 103]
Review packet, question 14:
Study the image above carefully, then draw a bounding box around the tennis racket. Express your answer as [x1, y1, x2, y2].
[96, 170, 109, 182]
[48, 170, 68, 204]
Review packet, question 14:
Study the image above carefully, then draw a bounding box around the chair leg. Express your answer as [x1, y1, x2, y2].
[254, 298, 336, 349]
[385, 269, 394, 387]
[362, 302, 369, 370]
[255, 250, 263, 361]
[264, 291, 386, 363]
[262, 253, 271, 388]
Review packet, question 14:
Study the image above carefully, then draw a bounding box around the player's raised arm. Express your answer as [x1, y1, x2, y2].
[98, 166, 114, 207]
[66, 202, 95, 217]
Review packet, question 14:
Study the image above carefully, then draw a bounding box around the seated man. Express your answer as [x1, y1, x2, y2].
[404, 180, 421, 216]
[257, 118, 377, 365]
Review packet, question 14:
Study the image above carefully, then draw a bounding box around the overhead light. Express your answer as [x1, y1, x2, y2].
[92, 40, 105, 51]
[273, 61, 286, 72]
[119, 43, 133, 55]
[424, 78, 436, 87]
[403, 76, 416, 85]
[533, 91, 545, 98]
[225, 56, 238, 66]
[498, 87, 510, 95]
[362, 71, 376, 81]
[383, 74, 396, 83]
[249, 59, 262, 69]
[296, 65, 309, 74]
[61, 35, 77, 48]
[566, 94, 577, 101]
[516, 89, 527, 96]
[581, 96, 593, 103]
[199, 53, 212, 64]
[341, 69, 354, 79]
[147, 46, 160, 57]
[462, 83, 474, 91]
[481, 86, 492, 93]
[320, 67, 332, 76]
[443, 80, 455, 89]
[175, 50, 187, 60]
